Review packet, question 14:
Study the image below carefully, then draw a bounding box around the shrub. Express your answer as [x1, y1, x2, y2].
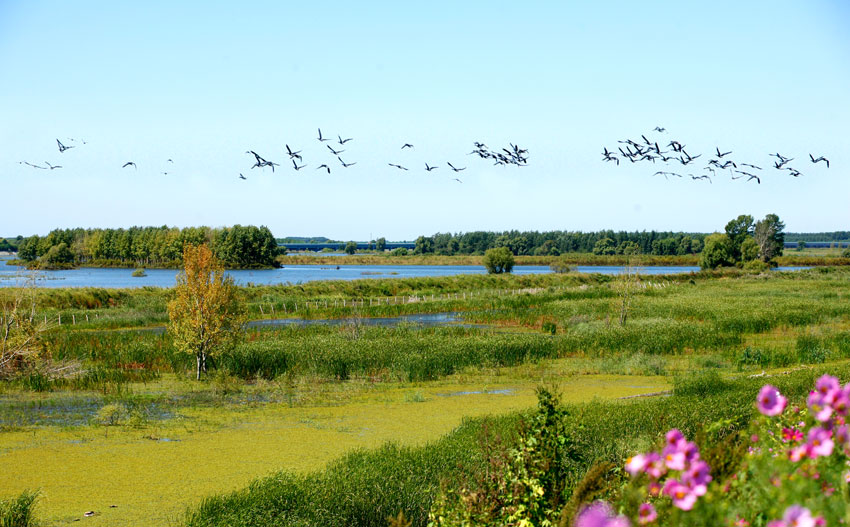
[0, 490, 39, 527]
[131, 268, 147, 277]
[482, 247, 514, 274]
[742, 259, 769, 273]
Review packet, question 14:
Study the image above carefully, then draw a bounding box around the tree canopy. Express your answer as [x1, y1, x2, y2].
[16, 225, 279, 269]
[167, 245, 244, 380]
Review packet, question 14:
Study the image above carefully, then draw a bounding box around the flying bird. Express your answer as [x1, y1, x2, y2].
[122, 162, 137, 169]
[653, 127, 666, 133]
[425, 163, 439, 172]
[317, 128, 330, 142]
[292, 159, 306, 171]
[809, 154, 830, 168]
[56, 139, 74, 153]
[285, 144, 302, 160]
[388, 163, 408, 170]
[338, 135, 353, 145]
[327, 145, 344, 155]
[337, 156, 356, 167]
[716, 147, 732, 158]
[167, 159, 174, 163]
[316, 164, 331, 174]
[451, 178, 463, 183]
[447, 162, 466, 172]
[20, 161, 46, 169]
[401, 143, 414, 149]
[239, 173, 247, 180]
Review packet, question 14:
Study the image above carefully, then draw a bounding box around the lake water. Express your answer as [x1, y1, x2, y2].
[0, 256, 808, 289]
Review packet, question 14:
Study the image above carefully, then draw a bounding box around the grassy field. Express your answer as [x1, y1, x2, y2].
[1, 266, 848, 525]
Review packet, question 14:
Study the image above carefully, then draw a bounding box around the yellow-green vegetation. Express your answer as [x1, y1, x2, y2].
[0, 365, 667, 527]
[1, 266, 848, 526]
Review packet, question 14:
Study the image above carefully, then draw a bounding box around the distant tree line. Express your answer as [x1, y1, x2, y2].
[0, 237, 22, 252]
[410, 230, 707, 256]
[16, 225, 279, 269]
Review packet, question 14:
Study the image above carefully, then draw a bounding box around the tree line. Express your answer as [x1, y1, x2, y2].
[15, 225, 279, 269]
[410, 230, 708, 256]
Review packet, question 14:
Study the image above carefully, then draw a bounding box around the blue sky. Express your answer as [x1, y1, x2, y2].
[1, 1, 848, 240]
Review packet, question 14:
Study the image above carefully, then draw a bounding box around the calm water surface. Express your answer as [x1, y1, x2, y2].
[0, 256, 808, 289]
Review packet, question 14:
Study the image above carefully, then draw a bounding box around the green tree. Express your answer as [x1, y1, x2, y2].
[167, 245, 244, 380]
[796, 240, 806, 252]
[740, 236, 759, 262]
[414, 236, 434, 254]
[725, 214, 754, 261]
[753, 213, 785, 264]
[375, 237, 387, 251]
[592, 238, 616, 255]
[482, 247, 515, 274]
[41, 242, 74, 266]
[344, 241, 357, 255]
[699, 233, 734, 269]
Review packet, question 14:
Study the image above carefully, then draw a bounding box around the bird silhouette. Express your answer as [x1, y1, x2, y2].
[239, 173, 247, 180]
[425, 163, 438, 172]
[317, 128, 330, 142]
[327, 145, 344, 155]
[388, 163, 408, 170]
[653, 127, 666, 133]
[56, 139, 74, 153]
[20, 161, 46, 169]
[447, 162, 466, 172]
[337, 156, 356, 167]
[338, 135, 353, 145]
[716, 148, 732, 158]
[285, 145, 302, 160]
[316, 164, 331, 174]
[45, 161, 63, 169]
[451, 178, 463, 183]
[292, 159, 306, 171]
[809, 154, 830, 168]
[122, 162, 137, 169]
[401, 143, 414, 149]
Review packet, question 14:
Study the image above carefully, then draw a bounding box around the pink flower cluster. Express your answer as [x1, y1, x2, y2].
[625, 429, 712, 512]
[767, 505, 825, 527]
[575, 501, 630, 527]
[759, 376, 850, 461]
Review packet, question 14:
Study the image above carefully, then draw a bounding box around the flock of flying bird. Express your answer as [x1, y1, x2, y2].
[601, 127, 830, 184]
[18, 129, 832, 187]
[19, 131, 529, 185]
[240, 128, 529, 183]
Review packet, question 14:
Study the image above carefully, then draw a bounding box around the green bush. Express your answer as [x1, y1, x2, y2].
[482, 247, 514, 274]
[0, 490, 39, 527]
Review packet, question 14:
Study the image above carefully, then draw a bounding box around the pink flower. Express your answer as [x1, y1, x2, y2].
[807, 427, 834, 458]
[767, 521, 786, 527]
[758, 385, 787, 416]
[663, 480, 697, 511]
[815, 375, 840, 399]
[665, 429, 685, 447]
[637, 503, 656, 525]
[644, 453, 666, 480]
[788, 445, 808, 462]
[647, 480, 662, 497]
[575, 501, 631, 527]
[626, 454, 648, 477]
[782, 427, 803, 442]
[782, 505, 816, 527]
[662, 445, 687, 471]
[735, 517, 750, 527]
[682, 459, 712, 496]
[808, 391, 833, 422]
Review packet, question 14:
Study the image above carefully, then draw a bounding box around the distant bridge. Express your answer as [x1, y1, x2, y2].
[784, 241, 849, 249]
[279, 241, 416, 252]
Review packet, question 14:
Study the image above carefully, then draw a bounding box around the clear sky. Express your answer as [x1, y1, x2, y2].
[1, 1, 848, 240]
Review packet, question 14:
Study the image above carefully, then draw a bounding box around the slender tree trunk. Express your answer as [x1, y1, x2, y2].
[196, 354, 202, 380]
